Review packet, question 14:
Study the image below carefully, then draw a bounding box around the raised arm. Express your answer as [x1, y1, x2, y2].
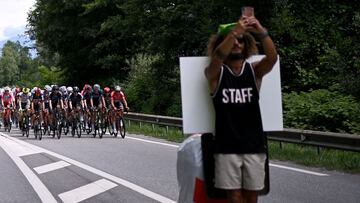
[205, 21, 247, 94]
[245, 16, 277, 81]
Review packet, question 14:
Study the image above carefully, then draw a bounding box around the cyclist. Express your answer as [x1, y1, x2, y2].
[60, 86, 70, 133]
[67, 87, 73, 97]
[111, 85, 129, 134]
[1, 86, 15, 127]
[60, 86, 69, 102]
[14, 87, 21, 108]
[13, 87, 22, 128]
[90, 84, 105, 132]
[103, 87, 113, 133]
[103, 87, 112, 110]
[49, 85, 63, 131]
[49, 85, 63, 111]
[31, 87, 43, 128]
[66, 86, 74, 118]
[18, 88, 32, 130]
[91, 84, 105, 110]
[82, 84, 92, 130]
[69, 86, 84, 110]
[69, 86, 84, 130]
[42, 85, 52, 132]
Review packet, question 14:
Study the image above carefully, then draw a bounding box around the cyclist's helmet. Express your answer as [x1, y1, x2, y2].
[67, 86, 73, 93]
[115, 85, 121, 92]
[83, 84, 91, 91]
[60, 86, 67, 93]
[44, 85, 51, 92]
[104, 87, 110, 94]
[23, 88, 30, 94]
[52, 85, 59, 91]
[93, 84, 100, 91]
[34, 87, 41, 94]
[4, 86, 10, 92]
[73, 86, 80, 93]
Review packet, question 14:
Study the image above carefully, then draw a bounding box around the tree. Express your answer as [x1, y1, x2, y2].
[270, 0, 360, 98]
[0, 41, 20, 86]
[27, 0, 135, 85]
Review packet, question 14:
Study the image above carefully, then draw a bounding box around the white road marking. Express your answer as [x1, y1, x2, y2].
[270, 163, 328, 176]
[127, 135, 329, 176]
[0, 133, 57, 203]
[58, 179, 117, 203]
[127, 136, 179, 148]
[34, 160, 71, 174]
[0, 134, 42, 157]
[1, 133, 177, 203]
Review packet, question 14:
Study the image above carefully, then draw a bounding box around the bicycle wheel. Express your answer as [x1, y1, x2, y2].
[77, 120, 82, 138]
[25, 116, 30, 138]
[6, 116, 11, 132]
[101, 116, 107, 136]
[34, 124, 38, 139]
[8, 119, 11, 132]
[38, 127, 43, 140]
[51, 121, 56, 138]
[71, 121, 76, 137]
[57, 121, 62, 139]
[119, 117, 126, 138]
[26, 129, 30, 137]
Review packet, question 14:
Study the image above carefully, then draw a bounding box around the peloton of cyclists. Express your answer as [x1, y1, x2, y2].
[1, 84, 130, 138]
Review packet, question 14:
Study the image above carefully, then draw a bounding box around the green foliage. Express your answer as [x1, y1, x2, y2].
[268, 142, 360, 173]
[271, 0, 360, 96]
[283, 89, 360, 134]
[126, 54, 159, 114]
[0, 40, 65, 88]
[0, 41, 20, 86]
[127, 121, 183, 143]
[26, 0, 360, 133]
[37, 65, 65, 87]
[28, 0, 134, 85]
[125, 54, 181, 116]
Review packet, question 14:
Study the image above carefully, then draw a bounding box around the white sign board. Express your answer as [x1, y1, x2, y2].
[180, 56, 283, 134]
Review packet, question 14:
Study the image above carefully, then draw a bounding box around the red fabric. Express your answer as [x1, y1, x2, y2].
[2, 93, 13, 103]
[111, 91, 125, 101]
[193, 178, 227, 203]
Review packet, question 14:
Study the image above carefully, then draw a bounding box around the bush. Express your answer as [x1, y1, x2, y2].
[283, 89, 360, 134]
[125, 54, 158, 114]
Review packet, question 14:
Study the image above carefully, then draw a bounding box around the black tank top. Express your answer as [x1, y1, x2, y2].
[212, 62, 265, 154]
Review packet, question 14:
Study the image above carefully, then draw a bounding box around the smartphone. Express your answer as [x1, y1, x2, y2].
[241, 6, 254, 17]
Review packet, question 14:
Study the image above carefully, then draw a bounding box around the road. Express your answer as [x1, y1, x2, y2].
[0, 128, 359, 203]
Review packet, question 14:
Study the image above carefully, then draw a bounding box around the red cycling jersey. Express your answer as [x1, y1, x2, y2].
[1, 93, 13, 106]
[111, 91, 125, 102]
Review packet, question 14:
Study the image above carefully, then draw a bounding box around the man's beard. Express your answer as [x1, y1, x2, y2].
[227, 53, 244, 61]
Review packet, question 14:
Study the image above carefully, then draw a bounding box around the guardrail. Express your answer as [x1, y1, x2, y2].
[124, 112, 360, 152]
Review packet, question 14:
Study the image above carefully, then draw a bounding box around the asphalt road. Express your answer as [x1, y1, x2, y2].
[0, 127, 359, 203]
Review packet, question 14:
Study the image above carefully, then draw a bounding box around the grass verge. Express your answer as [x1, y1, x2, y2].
[126, 121, 360, 173]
